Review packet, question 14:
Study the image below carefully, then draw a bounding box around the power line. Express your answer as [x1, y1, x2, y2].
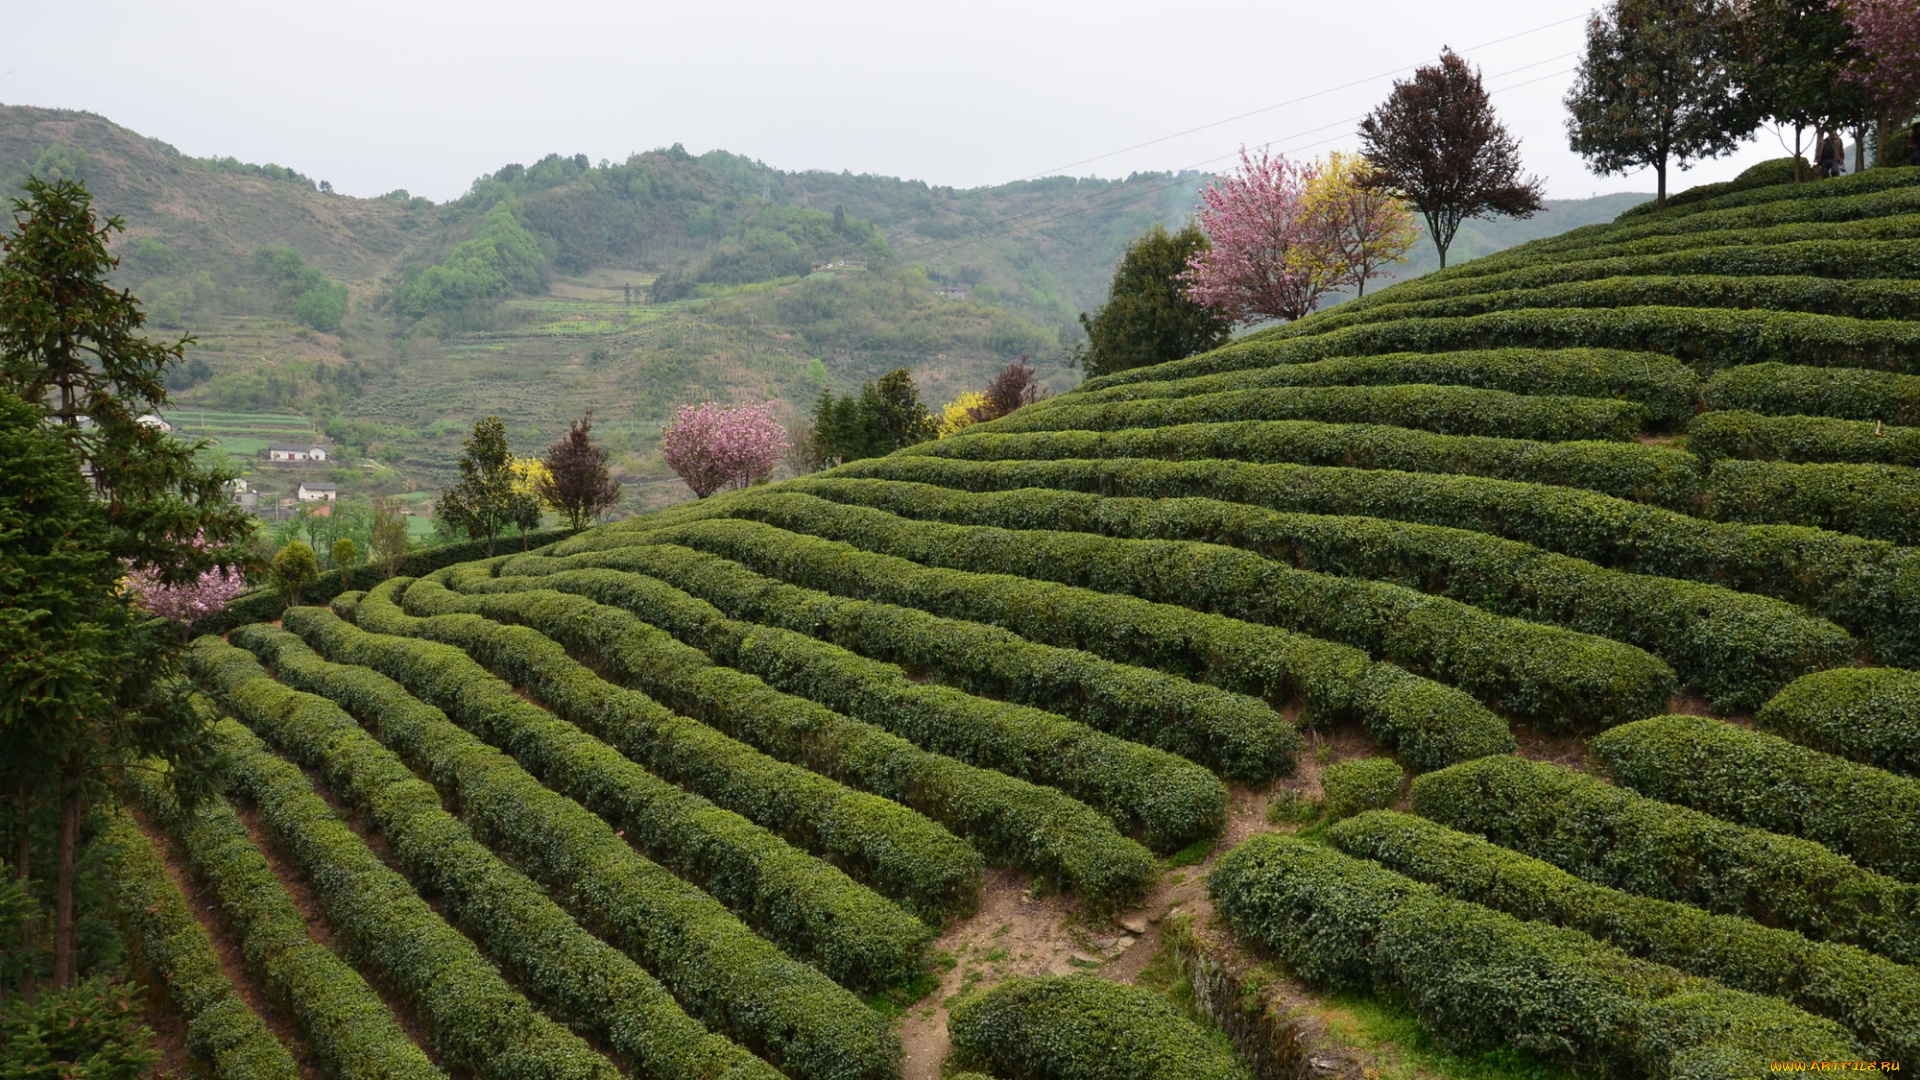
[1013, 13, 1589, 183]
[890, 60, 1581, 266]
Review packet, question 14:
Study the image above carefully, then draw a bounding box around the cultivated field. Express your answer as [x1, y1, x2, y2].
[113, 168, 1920, 1079]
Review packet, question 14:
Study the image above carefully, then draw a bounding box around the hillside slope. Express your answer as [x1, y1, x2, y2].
[151, 165, 1920, 1078]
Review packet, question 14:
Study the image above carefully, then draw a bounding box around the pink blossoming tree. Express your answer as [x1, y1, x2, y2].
[1842, 0, 1920, 137]
[661, 400, 790, 498]
[1181, 149, 1349, 325]
[124, 538, 250, 640]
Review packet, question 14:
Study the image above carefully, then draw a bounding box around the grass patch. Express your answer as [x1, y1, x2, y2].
[1325, 993, 1578, 1080]
[1164, 836, 1216, 868]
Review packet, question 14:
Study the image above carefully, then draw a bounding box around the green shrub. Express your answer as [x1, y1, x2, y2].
[244, 616, 902, 1080]
[1757, 666, 1920, 777]
[96, 813, 302, 1080]
[291, 592, 969, 934]
[1208, 835, 1860, 1078]
[947, 975, 1251, 1080]
[498, 542, 1298, 783]
[1617, 156, 1801, 217]
[745, 483, 1677, 732]
[1059, 348, 1700, 431]
[392, 575, 1161, 909]
[1408, 755, 1920, 963]
[825, 452, 1916, 668]
[1593, 715, 1920, 883]
[438, 562, 1226, 853]
[1326, 810, 1920, 1062]
[190, 638, 783, 1080]
[1688, 410, 1920, 467]
[0, 978, 162, 1080]
[1704, 362, 1920, 425]
[915, 419, 1703, 507]
[121, 771, 442, 1080]
[1272, 274, 1920, 341]
[1322, 758, 1403, 819]
[986, 382, 1650, 444]
[1603, 162, 1910, 226]
[612, 515, 1515, 771]
[827, 459, 1854, 710]
[157, 717, 618, 1080]
[1702, 458, 1920, 544]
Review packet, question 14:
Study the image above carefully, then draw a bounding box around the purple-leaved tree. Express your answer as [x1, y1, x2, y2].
[661, 400, 790, 498]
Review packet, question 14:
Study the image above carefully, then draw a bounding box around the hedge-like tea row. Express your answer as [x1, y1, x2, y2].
[122, 762, 445, 1080]
[1275, 275, 1920, 340]
[1607, 167, 1920, 225]
[822, 461, 1852, 709]
[199, 527, 577, 636]
[1207, 834, 1860, 1078]
[96, 811, 304, 1080]
[192, 717, 620, 1080]
[439, 562, 1226, 852]
[1757, 666, 1920, 777]
[983, 382, 1649, 444]
[1326, 811, 1920, 1062]
[946, 975, 1252, 1080]
[1057, 348, 1700, 430]
[1069, 305, 1920, 389]
[295, 593, 967, 938]
[392, 575, 1161, 908]
[194, 636, 785, 1080]
[749, 485, 1678, 731]
[257, 613, 903, 1080]
[1593, 715, 1920, 884]
[497, 543, 1299, 783]
[912, 420, 1703, 507]
[1409, 755, 1920, 963]
[1687, 410, 1920, 467]
[1290, 239, 1920, 315]
[1704, 362, 1920, 425]
[1702, 458, 1920, 544]
[831, 452, 1917, 667]
[617, 516, 1515, 771]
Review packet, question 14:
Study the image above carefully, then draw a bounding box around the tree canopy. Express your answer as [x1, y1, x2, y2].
[1075, 223, 1231, 377]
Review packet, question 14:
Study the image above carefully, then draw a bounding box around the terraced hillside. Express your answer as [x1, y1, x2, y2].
[119, 167, 1920, 1079]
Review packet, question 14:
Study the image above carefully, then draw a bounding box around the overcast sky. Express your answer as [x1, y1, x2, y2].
[8, 0, 1800, 205]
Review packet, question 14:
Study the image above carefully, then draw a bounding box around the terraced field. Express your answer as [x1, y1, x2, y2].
[116, 168, 1920, 1079]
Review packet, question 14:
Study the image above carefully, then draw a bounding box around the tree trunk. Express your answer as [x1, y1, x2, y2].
[1854, 126, 1867, 174]
[17, 786, 33, 1001]
[1657, 158, 1668, 203]
[1792, 126, 1804, 184]
[51, 773, 78, 989]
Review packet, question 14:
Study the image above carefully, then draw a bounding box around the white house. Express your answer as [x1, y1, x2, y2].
[296, 481, 337, 502]
[136, 413, 172, 433]
[269, 443, 332, 463]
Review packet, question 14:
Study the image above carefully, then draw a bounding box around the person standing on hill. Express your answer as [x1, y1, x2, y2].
[1816, 130, 1848, 176]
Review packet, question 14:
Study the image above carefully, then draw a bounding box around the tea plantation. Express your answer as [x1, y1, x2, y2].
[113, 168, 1920, 1079]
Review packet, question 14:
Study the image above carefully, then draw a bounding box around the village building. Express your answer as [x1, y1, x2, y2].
[296, 481, 337, 502]
[268, 443, 332, 462]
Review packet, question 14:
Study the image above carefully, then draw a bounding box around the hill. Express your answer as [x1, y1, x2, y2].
[2, 103, 1646, 512]
[128, 163, 1920, 1077]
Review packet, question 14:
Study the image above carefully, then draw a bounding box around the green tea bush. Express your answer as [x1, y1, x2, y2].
[828, 461, 1854, 710]
[1593, 715, 1920, 882]
[251, 615, 903, 1080]
[1702, 459, 1920, 544]
[623, 516, 1515, 771]
[297, 591, 974, 930]
[1208, 835, 1860, 1078]
[440, 562, 1226, 852]
[391, 576, 1161, 909]
[1614, 157, 1800, 218]
[1704, 362, 1920, 425]
[1409, 755, 1920, 963]
[1326, 811, 1920, 1061]
[498, 543, 1298, 782]
[1757, 666, 1920, 777]
[751, 484, 1677, 730]
[121, 771, 442, 1080]
[96, 813, 303, 1080]
[916, 420, 1703, 507]
[947, 975, 1251, 1080]
[1321, 758, 1403, 818]
[191, 638, 783, 1080]
[1687, 410, 1920, 466]
[986, 383, 1649, 443]
[185, 719, 619, 1080]
[1059, 348, 1700, 430]
[829, 453, 1916, 667]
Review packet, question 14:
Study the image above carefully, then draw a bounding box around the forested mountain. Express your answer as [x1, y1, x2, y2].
[0, 103, 1645, 506]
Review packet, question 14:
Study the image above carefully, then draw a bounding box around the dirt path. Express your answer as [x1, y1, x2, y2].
[130, 810, 323, 1080]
